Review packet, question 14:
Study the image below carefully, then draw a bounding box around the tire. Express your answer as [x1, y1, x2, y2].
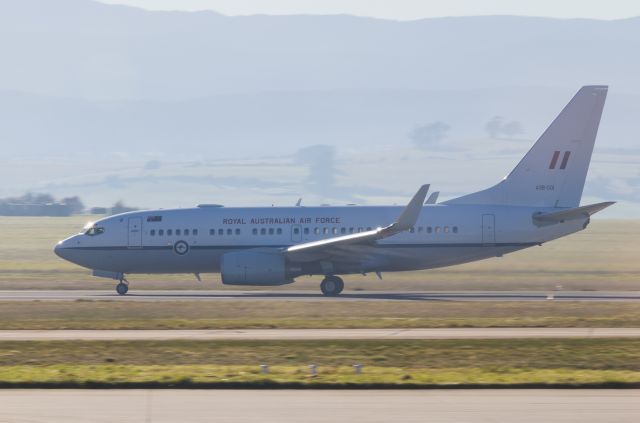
[116, 282, 129, 295]
[320, 276, 344, 296]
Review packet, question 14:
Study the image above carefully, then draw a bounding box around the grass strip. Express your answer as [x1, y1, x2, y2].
[0, 365, 639, 389]
[2, 300, 640, 329]
[0, 338, 638, 388]
[0, 339, 639, 368]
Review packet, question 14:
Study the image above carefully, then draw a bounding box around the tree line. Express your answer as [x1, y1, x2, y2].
[0, 193, 137, 216]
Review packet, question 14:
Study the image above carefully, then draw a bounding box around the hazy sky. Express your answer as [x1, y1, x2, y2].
[99, 0, 640, 20]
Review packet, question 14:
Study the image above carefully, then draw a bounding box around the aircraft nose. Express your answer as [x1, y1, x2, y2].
[54, 236, 88, 267]
[54, 240, 70, 260]
[54, 242, 64, 258]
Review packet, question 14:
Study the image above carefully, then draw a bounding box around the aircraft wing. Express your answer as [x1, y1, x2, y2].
[285, 185, 429, 262]
[533, 201, 615, 225]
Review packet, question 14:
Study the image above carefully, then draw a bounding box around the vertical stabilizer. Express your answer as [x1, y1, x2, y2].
[445, 86, 608, 208]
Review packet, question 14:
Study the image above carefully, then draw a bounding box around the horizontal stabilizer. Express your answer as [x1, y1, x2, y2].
[533, 201, 615, 225]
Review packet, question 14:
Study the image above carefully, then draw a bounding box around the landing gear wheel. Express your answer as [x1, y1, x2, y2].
[116, 282, 129, 296]
[320, 276, 344, 296]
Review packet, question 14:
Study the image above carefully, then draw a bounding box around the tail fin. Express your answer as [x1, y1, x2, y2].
[446, 86, 608, 208]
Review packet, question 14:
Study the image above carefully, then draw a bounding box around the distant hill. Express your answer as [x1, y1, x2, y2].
[0, 0, 638, 215]
[0, 0, 639, 100]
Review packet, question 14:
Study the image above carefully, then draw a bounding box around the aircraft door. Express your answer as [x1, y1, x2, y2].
[128, 217, 143, 248]
[291, 225, 302, 243]
[482, 214, 496, 244]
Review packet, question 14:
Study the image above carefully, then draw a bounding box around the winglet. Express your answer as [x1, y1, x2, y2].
[425, 191, 439, 204]
[286, 184, 429, 259]
[395, 184, 429, 230]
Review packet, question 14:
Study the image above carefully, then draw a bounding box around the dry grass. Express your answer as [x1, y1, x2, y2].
[0, 300, 639, 329]
[1, 338, 639, 368]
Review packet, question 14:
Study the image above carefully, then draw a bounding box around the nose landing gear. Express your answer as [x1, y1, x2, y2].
[320, 275, 344, 296]
[116, 278, 129, 295]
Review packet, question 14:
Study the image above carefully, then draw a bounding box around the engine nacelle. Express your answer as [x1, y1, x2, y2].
[220, 251, 290, 285]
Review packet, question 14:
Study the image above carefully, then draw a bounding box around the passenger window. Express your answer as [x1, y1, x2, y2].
[159, 229, 164, 236]
[332, 228, 338, 234]
[314, 228, 320, 234]
[410, 227, 415, 233]
[357, 227, 363, 233]
[260, 228, 266, 235]
[294, 228, 300, 234]
[427, 227, 432, 234]
[268, 228, 274, 235]
[193, 229, 198, 236]
[444, 226, 450, 233]
[235, 228, 241, 235]
[323, 228, 329, 235]
[227, 229, 232, 235]
[150, 229, 156, 236]
[341, 227, 346, 234]
[167, 229, 173, 236]
[252, 228, 258, 235]
[349, 227, 355, 233]
[176, 229, 181, 236]
[304, 228, 309, 235]
[210, 229, 215, 236]
[276, 228, 282, 235]
[453, 226, 458, 233]
[218, 229, 224, 236]
[184, 229, 190, 236]
[435, 226, 441, 233]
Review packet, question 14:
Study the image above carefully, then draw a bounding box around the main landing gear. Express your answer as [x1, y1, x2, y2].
[320, 275, 344, 296]
[116, 277, 129, 296]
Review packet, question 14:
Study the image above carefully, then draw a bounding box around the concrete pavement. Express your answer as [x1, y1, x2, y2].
[0, 389, 638, 423]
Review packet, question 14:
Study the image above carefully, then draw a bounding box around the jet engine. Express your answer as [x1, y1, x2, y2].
[220, 251, 291, 285]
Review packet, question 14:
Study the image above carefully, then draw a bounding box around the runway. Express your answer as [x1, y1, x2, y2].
[2, 327, 639, 341]
[0, 390, 637, 423]
[0, 289, 639, 302]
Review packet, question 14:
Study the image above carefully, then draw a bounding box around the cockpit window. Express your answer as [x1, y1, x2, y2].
[85, 226, 105, 236]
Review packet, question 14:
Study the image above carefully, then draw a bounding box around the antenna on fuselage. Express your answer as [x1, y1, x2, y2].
[296, 198, 302, 207]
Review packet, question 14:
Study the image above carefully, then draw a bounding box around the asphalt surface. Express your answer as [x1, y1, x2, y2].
[0, 390, 638, 423]
[2, 327, 639, 341]
[0, 289, 639, 302]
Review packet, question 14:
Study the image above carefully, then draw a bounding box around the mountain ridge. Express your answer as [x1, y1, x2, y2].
[1, 0, 639, 100]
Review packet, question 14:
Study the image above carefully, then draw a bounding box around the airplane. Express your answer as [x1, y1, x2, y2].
[55, 86, 613, 296]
